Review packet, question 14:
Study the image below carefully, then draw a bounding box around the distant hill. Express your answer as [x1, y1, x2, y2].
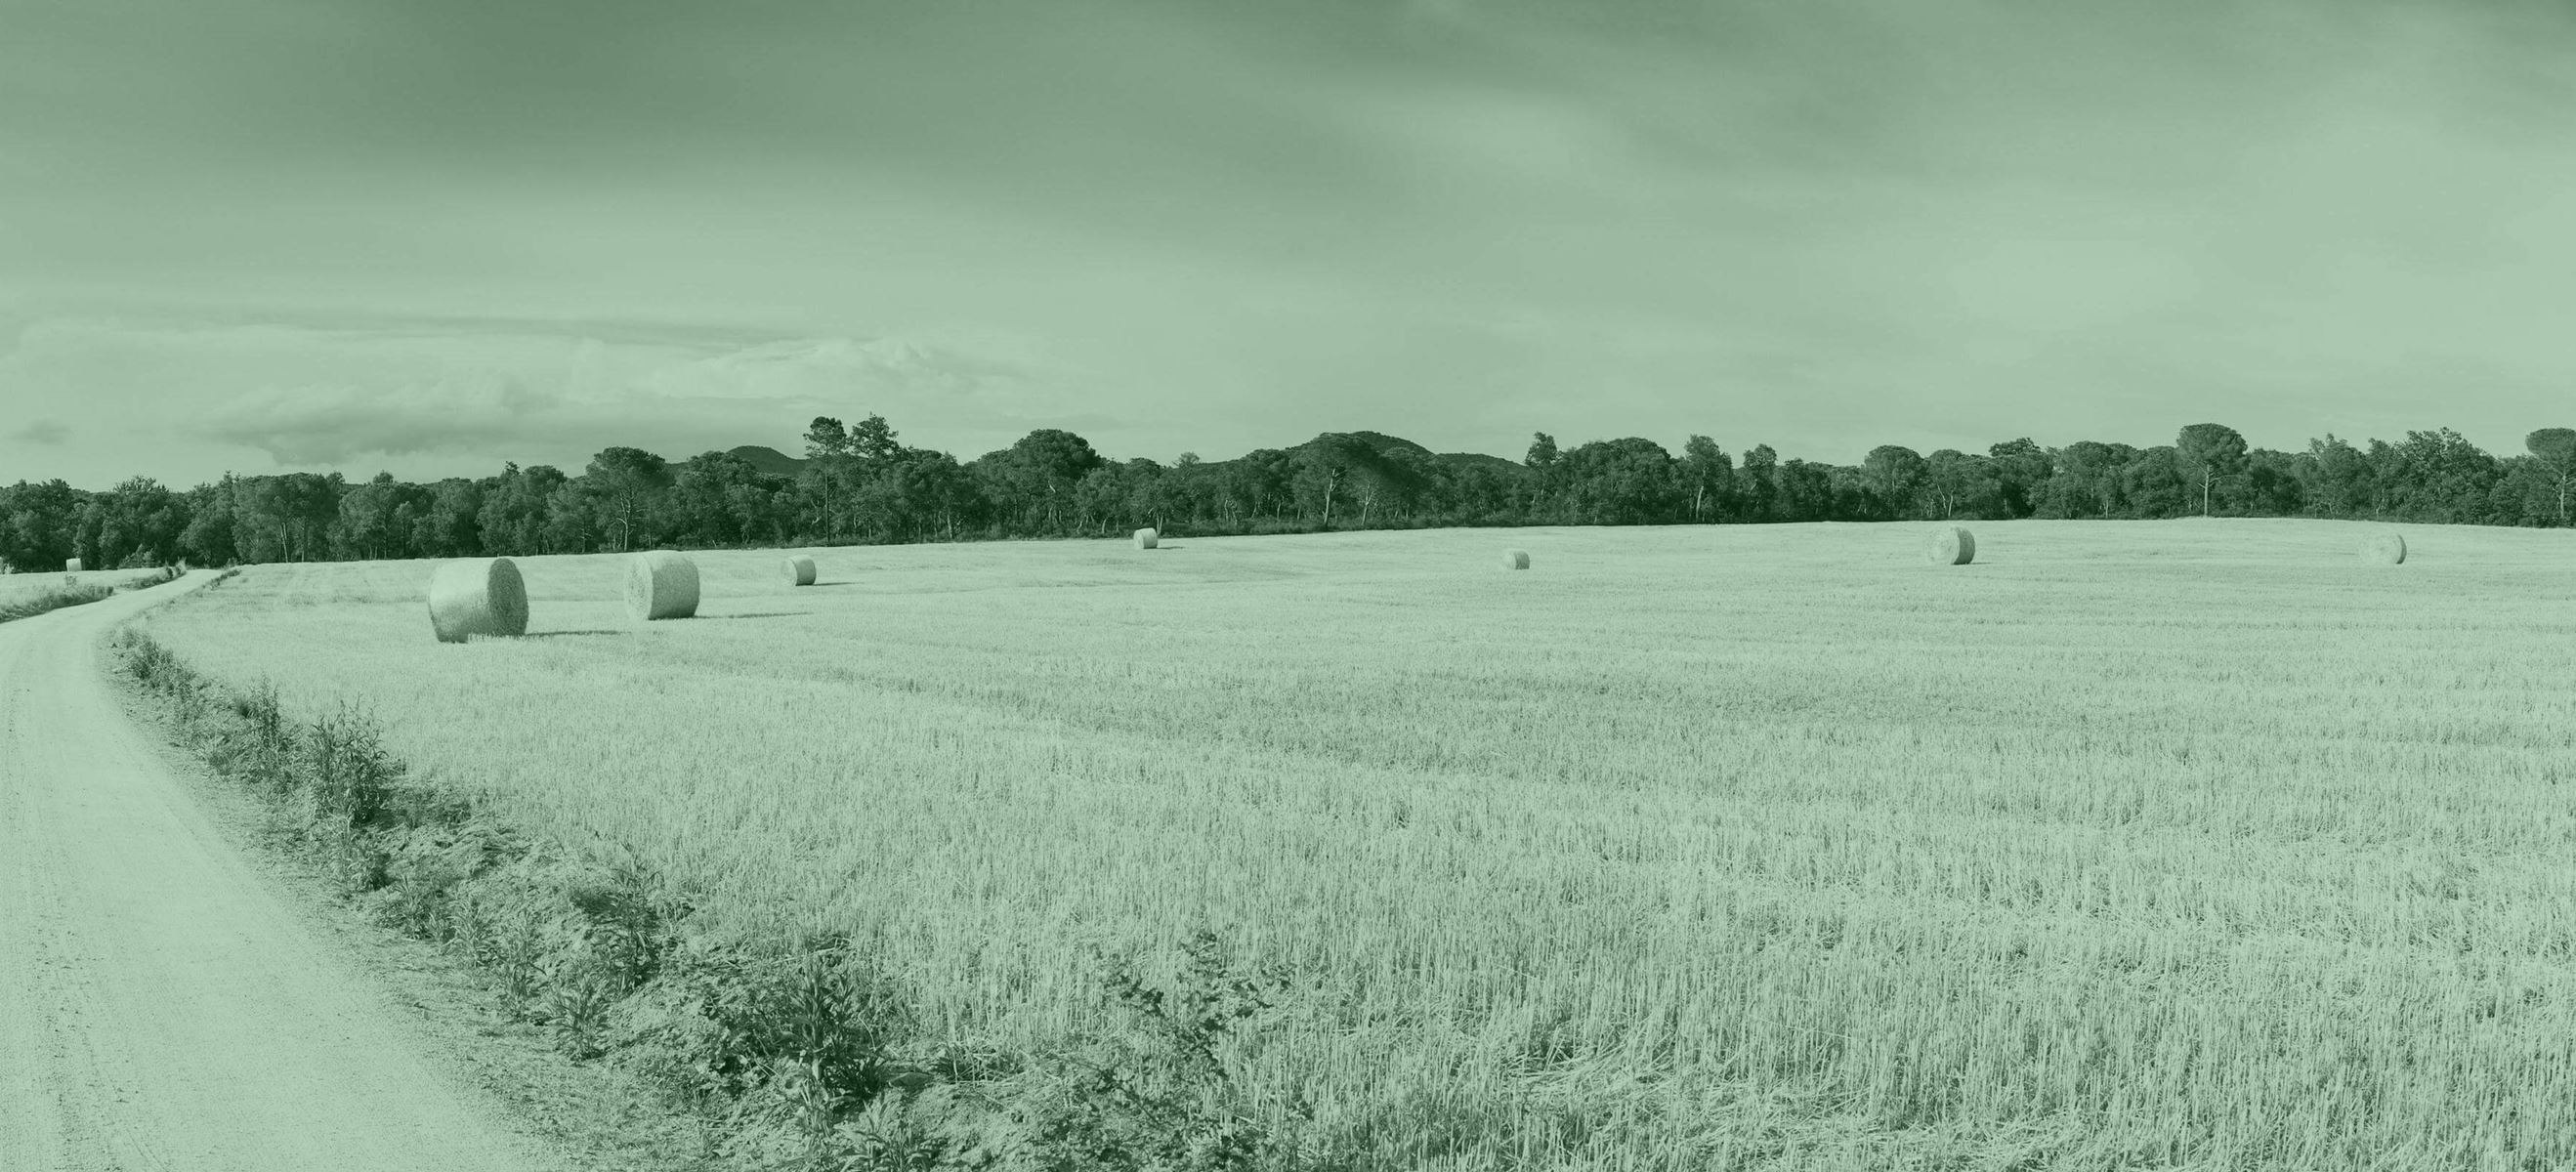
[1433, 451, 1531, 474]
[727, 445, 808, 478]
[1292, 430, 1434, 459]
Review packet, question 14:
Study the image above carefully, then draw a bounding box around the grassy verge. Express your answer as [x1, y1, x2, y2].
[0, 565, 184, 622]
[112, 628, 1341, 1172]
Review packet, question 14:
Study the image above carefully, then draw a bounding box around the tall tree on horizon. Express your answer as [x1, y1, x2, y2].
[803, 416, 851, 459]
[1862, 444, 1927, 520]
[585, 446, 671, 552]
[2175, 423, 2250, 517]
[1681, 435, 1731, 523]
[2526, 428, 2576, 524]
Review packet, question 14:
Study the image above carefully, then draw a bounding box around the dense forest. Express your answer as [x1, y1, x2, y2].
[4, 417, 2573, 572]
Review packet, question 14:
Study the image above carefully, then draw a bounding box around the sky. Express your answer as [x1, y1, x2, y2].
[4, 0, 2574, 490]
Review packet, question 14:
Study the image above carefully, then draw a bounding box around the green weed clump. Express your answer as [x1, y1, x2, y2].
[111, 628, 1329, 1172]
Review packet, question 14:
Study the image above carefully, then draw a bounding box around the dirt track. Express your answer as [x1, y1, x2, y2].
[0, 572, 554, 1171]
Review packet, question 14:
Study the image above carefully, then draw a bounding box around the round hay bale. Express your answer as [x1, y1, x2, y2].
[627, 550, 700, 621]
[1134, 527, 1159, 549]
[1501, 548, 1531, 570]
[783, 555, 817, 587]
[1925, 525, 1975, 565]
[2360, 530, 2406, 565]
[426, 558, 528, 644]
[64, 558, 82, 573]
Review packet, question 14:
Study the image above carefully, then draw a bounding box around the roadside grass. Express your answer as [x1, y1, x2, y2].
[114, 628, 1334, 1171]
[0, 565, 183, 623]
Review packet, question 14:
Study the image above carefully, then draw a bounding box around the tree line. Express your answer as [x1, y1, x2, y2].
[5, 417, 2572, 572]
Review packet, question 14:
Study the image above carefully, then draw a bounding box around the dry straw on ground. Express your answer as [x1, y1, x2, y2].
[1134, 527, 1159, 550]
[64, 558, 81, 572]
[627, 550, 700, 621]
[2360, 531, 2407, 565]
[1502, 549, 1531, 570]
[783, 555, 817, 587]
[426, 558, 528, 643]
[1926, 526, 1976, 565]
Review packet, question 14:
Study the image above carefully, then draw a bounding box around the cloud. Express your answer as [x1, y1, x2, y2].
[42, 313, 1077, 471]
[7, 418, 70, 445]
[192, 373, 565, 465]
[11, 0, 2576, 478]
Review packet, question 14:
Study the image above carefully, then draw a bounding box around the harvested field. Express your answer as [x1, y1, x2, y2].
[133, 519, 2576, 1168]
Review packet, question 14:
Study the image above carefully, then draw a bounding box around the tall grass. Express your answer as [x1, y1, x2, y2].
[0, 580, 113, 622]
[132, 520, 2576, 1169]
[0, 565, 178, 622]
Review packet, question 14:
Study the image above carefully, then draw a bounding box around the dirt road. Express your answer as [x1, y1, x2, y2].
[0, 573, 556, 1171]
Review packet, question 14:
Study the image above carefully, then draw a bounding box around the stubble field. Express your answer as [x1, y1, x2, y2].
[133, 519, 2576, 1169]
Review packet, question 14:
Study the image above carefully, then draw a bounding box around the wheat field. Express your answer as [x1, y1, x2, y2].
[134, 520, 2576, 1169]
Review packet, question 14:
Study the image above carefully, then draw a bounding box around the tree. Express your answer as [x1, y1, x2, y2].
[891, 448, 981, 541]
[1290, 445, 1349, 525]
[2175, 423, 2249, 517]
[991, 429, 1105, 533]
[2377, 428, 2500, 523]
[673, 450, 765, 546]
[1073, 463, 1134, 534]
[1561, 438, 1681, 524]
[2525, 428, 2576, 524]
[333, 472, 406, 560]
[804, 417, 851, 460]
[1985, 438, 2052, 519]
[102, 476, 187, 566]
[1861, 445, 1926, 520]
[238, 473, 342, 562]
[417, 479, 483, 558]
[2041, 440, 2133, 518]
[1680, 436, 1732, 523]
[1522, 432, 1567, 523]
[2302, 435, 2374, 518]
[2239, 450, 2307, 518]
[0, 480, 82, 572]
[585, 446, 671, 551]
[543, 477, 599, 553]
[1775, 458, 1835, 522]
[1223, 449, 1294, 525]
[849, 414, 901, 462]
[1921, 450, 2002, 520]
[2119, 446, 2189, 518]
[180, 478, 238, 566]
[1738, 444, 1779, 522]
[1525, 432, 1558, 472]
[477, 464, 569, 555]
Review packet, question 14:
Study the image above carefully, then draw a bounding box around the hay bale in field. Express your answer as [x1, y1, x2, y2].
[627, 549, 700, 621]
[426, 558, 528, 643]
[1134, 527, 1159, 549]
[1501, 548, 1531, 570]
[1925, 525, 1975, 565]
[64, 558, 82, 573]
[783, 555, 817, 587]
[2360, 530, 2407, 565]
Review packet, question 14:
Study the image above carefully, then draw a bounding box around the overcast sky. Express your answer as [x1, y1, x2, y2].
[5, 0, 2573, 489]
